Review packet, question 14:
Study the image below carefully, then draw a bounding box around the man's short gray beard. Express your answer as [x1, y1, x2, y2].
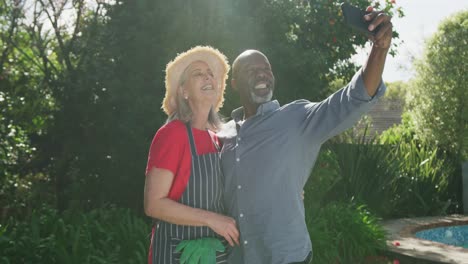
[250, 90, 273, 104]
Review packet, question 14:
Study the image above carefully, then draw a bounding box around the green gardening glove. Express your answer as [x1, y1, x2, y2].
[175, 237, 225, 264]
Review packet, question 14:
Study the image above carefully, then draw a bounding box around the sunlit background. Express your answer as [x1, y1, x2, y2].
[1, 1, 467, 263]
[355, 0, 468, 82]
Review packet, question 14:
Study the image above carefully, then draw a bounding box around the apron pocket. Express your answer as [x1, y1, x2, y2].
[170, 237, 183, 263]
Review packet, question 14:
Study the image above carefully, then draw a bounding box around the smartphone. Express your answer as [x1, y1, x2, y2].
[341, 2, 376, 36]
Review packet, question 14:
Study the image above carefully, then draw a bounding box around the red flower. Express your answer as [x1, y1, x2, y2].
[393, 241, 400, 246]
[393, 259, 400, 264]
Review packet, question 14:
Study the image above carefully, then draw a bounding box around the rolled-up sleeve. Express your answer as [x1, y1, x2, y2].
[301, 68, 386, 144]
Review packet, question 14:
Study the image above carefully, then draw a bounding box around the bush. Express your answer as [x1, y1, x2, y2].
[306, 202, 387, 264]
[380, 118, 459, 217]
[305, 148, 341, 213]
[309, 127, 399, 218]
[328, 141, 398, 217]
[307, 115, 459, 219]
[0, 205, 149, 264]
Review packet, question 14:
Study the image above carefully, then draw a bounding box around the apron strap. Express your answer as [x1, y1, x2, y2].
[185, 122, 220, 153]
[208, 131, 221, 152]
[185, 122, 198, 157]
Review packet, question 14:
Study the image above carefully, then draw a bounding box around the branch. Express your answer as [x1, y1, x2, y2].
[38, 0, 74, 73]
[76, 2, 103, 70]
[0, 2, 21, 74]
[29, 25, 61, 76]
[6, 38, 48, 76]
[69, 0, 85, 48]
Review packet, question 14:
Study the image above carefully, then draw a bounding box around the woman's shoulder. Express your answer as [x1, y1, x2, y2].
[155, 120, 188, 140]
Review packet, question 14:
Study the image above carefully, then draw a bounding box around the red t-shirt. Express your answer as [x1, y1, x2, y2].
[145, 120, 221, 200]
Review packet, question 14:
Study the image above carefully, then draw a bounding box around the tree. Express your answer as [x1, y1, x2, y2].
[406, 10, 468, 161]
[0, 0, 58, 217]
[385, 80, 409, 102]
[0, 0, 112, 214]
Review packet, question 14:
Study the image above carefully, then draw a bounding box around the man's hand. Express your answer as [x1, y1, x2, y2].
[364, 6, 393, 49]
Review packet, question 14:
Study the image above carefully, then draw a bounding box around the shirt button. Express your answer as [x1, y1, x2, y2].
[236, 158, 240, 162]
[244, 240, 248, 245]
[240, 213, 244, 218]
[238, 137, 242, 141]
[237, 185, 242, 189]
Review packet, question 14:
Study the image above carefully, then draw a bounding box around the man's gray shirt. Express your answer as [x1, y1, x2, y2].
[218, 70, 386, 264]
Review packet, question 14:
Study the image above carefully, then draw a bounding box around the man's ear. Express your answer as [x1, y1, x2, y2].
[231, 78, 237, 91]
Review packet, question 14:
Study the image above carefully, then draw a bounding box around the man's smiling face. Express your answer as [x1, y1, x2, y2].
[235, 51, 276, 106]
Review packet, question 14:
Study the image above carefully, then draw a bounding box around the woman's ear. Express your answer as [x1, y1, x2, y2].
[179, 86, 189, 100]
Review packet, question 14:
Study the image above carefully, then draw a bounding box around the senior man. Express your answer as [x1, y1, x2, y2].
[218, 6, 393, 264]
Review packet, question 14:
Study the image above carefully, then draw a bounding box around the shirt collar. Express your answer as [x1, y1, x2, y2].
[231, 100, 280, 122]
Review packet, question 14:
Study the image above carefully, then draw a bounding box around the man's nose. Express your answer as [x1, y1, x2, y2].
[256, 70, 266, 79]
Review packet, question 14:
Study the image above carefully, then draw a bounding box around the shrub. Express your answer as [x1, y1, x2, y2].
[306, 202, 387, 264]
[380, 114, 459, 217]
[0, 205, 149, 264]
[309, 127, 399, 218]
[308, 116, 458, 219]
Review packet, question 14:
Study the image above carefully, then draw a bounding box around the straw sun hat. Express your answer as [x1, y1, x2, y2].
[162, 46, 230, 116]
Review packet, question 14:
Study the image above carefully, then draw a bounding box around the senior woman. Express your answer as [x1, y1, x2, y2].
[144, 46, 239, 264]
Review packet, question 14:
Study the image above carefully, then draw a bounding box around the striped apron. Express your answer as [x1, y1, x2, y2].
[150, 123, 228, 264]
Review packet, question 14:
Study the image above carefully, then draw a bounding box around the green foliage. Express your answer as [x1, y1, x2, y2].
[310, 125, 399, 217]
[328, 141, 398, 217]
[406, 10, 468, 161]
[175, 238, 225, 264]
[388, 141, 454, 217]
[305, 148, 341, 213]
[308, 114, 458, 219]
[379, 113, 419, 145]
[0, 205, 149, 264]
[380, 115, 459, 217]
[306, 202, 387, 264]
[0, 1, 56, 218]
[384, 80, 409, 102]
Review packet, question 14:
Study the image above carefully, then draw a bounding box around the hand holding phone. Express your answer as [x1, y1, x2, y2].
[341, 2, 377, 36]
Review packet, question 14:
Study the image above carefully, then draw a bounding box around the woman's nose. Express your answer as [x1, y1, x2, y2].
[204, 73, 212, 80]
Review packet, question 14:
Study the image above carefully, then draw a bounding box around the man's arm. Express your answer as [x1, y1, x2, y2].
[362, 6, 393, 97]
[298, 7, 392, 143]
[300, 71, 386, 144]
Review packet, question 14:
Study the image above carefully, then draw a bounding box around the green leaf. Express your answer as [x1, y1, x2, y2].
[188, 248, 202, 264]
[208, 238, 225, 253]
[179, 239, 199, 264]
[175, 240, 190, 253]
[175, 238, 223, 264]
[205, 247, 217, 264]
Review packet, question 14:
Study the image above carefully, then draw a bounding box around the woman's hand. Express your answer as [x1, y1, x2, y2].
[206, 213, 240, 247]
